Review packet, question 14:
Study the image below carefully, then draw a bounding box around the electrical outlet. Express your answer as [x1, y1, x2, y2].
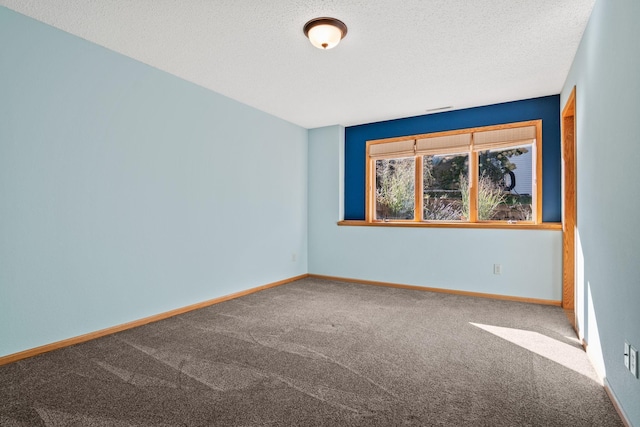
[493, 264, 502, 275]
[291, 253, 297, 262]
[630, 346, 638, 379]
[624, 342, 630, 369]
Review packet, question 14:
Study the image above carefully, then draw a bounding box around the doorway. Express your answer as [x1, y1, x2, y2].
[562, 88, 577, 326]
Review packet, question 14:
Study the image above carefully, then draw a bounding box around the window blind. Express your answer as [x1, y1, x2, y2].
[368, 139, 416, 158]
[416, 133, 471, 155]
[368, 125, 537, 158]
[473, 126, 537, 150]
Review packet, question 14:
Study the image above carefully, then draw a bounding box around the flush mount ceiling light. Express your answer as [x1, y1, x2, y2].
[303, 17, 348, 50]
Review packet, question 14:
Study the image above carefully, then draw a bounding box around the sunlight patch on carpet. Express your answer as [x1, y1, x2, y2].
[470, 322, 599, 383]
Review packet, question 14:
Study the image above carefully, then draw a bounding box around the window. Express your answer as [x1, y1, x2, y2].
[366, 121, 542, 225]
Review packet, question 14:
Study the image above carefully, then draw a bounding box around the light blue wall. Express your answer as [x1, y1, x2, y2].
[0, 7, 308, 358]
[561, 0, 640, 424]
[309, 126, 562, 301]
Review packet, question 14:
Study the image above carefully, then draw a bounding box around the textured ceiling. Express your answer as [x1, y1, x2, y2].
[0, 0, 595, 128]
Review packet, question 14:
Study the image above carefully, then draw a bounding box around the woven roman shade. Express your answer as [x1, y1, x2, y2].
[416, 133, 471, 155]
[473, 126, 537, 150]
[368, 139, 416, 158]
[369, 125, 537, 159]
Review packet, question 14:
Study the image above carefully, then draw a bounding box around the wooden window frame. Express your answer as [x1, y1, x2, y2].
[364, 120, 544, 228]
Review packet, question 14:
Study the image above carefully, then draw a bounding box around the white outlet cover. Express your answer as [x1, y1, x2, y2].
[630, 346, 638, 379]
[624, 342, 630, 369]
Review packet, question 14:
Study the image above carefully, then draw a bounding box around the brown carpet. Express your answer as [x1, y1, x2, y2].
[0, 277, 623, 426]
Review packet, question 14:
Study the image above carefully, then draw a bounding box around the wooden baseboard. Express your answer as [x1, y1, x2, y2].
[308, 274, 562, 306]
[603, 378, 632, 427]
[0, 273, 565, 366]
[564, 308, 577, 332]
[0, 274, 308, 367]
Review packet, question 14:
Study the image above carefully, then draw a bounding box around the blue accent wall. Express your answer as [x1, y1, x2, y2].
[344, 96, 561, 222]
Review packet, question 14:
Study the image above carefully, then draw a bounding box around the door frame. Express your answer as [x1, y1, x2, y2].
[561, 87, 577, 320]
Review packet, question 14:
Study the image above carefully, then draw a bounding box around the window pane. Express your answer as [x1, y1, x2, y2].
[477, 144, 533, 221]
[375, 158, 415, 220]
[423, 153, 469, 221]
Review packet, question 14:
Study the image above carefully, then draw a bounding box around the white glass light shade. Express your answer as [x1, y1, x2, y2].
[308, 24, 342, 49]
[303, 18, 347, 50]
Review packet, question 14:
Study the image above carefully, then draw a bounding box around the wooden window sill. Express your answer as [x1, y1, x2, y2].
[337, 220, 562, 230]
